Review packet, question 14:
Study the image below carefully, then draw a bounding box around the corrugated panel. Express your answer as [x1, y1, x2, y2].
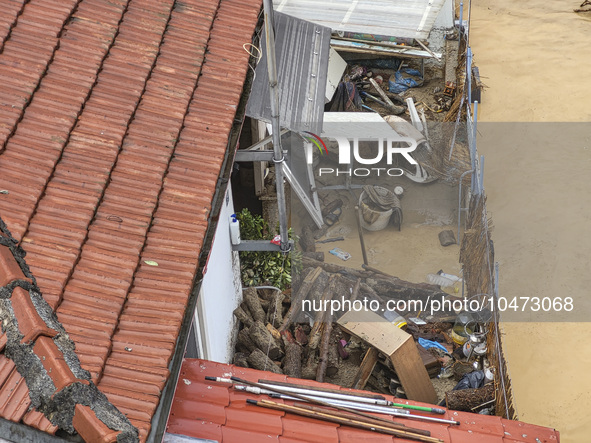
[273, 0, 448, 40]
[246, 11, 330, 134]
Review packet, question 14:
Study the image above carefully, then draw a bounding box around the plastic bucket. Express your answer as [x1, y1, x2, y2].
[359, 187, 393, 231]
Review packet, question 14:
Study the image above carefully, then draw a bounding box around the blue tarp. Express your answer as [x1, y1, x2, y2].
[388, 68, 423, 94]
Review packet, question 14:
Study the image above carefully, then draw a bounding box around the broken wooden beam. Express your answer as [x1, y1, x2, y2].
[351, 347, 379, 390]
[279, 266, 323, 332]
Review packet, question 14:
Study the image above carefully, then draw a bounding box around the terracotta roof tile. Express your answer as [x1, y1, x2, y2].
[501, 419, 560, 443]
[167, 359, 560, 443]
[0, 0, 262, 440]
[23, 410, 58, 434]
[73, 404, 121, 443]
[335, 427, 394, 443]
[0, 357, 16, 389]
[282, 414, 340, 442]
[10, 287, 57, 343]
[0, 368, 30, 420]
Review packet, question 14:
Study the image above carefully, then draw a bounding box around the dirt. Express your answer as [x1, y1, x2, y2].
[468, 1, 591, 441]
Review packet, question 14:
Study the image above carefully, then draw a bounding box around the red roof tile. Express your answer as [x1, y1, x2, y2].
[167, 359, 561, 443]
[0, 0, 262, 440]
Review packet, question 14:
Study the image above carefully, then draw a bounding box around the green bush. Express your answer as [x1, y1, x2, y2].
[236, 208, 299, 290]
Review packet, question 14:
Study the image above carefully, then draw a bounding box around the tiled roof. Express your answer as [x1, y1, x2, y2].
[167, 359, 561, 443]
[0, 0, 262, 441]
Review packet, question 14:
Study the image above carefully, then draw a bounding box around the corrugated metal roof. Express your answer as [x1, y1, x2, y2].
[0, 0, 262, 441]
[273, 0, 448, 40]
[246, 11, 331, 134]
[166, 359, 562, 443]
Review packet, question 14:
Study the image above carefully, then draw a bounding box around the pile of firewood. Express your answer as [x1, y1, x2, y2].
[233, 258, 454, 384]
[233, 267, 343, 382]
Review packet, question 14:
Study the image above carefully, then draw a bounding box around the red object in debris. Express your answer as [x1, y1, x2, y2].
[271, 235, 281, 245]
[294, 326, 308, 346]
[337, 339, 349, 359]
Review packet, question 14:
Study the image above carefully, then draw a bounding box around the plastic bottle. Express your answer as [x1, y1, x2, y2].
[383, 310, 407, 330]
[426, 273, 462, 295]
[229, 213, 241, 245]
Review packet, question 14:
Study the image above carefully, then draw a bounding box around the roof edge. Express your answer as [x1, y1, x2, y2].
[146, 7, 264, 443]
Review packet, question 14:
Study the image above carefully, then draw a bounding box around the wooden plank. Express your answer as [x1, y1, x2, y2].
[351, 347, 378, 390]
[418, 345, 442, 378]
[338, 309, 437, 404]
[390, 340, 438, 404]
[337, 309, 408, 356]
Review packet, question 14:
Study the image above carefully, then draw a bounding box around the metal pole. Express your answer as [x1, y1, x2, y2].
[473, 100, 478, 138]
[237, 384, 389, 406]
[458, 1, 464, 49]
[479, 154, 485, 193]
[355, 205, 369, 266]
[268, 392, 460, 425]
[467, 47, 472, 104]
[263, 0, 289, 252]
[458, 169, 473, 244]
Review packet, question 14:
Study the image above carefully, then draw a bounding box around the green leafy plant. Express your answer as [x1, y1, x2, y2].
[236, 208, 300, 290]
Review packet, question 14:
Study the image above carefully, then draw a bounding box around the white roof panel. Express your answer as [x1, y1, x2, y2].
[274, 0, 448, 40]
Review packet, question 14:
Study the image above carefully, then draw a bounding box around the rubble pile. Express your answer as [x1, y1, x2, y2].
[233, 258, 495, 413]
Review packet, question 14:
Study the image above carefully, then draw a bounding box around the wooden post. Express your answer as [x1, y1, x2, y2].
[350, 347, 379, 390]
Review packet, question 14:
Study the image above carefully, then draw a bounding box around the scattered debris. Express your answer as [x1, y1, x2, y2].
[316, 236, 345, 244]
[574, 0, 591, 12]
[329, 247, 351, 261]
[439, 229, 457, 246]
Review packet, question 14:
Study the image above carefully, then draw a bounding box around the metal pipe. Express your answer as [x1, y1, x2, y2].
[467, 47, 472, 104]
[239, 384, 389, 406]
[458, 169, 474, 244]
[251, 285, 282, 291]
[459, 2, 464, 38]
[268, 392, 459, 425]
[479, 154, 485, 193]
[263, 0, 289, 252]
[354, 205, 369, 266]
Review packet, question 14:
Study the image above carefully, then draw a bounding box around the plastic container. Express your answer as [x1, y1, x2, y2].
[427, 273, 462, 295]
[451, 311, 476, 345]
[359, 186, 394, 231]
[383, 310, 407, 330]
[229, 214, 241, 245]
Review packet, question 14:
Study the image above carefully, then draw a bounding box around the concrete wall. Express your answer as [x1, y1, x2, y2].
[426, 0, 455, 73]
[193, 182, 242, 363]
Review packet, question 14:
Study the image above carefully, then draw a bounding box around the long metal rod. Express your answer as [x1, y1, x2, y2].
[458, 169, 474, 244]
[259, 379, 445, 415]
[263, 0, 289, 251]
[479, 154, 485, 193]
[238, 384, 389, 406]
[459, 2, 464, 40]
[282, 162, 323, 228]
[268, 392, 460, 425]
[355, 205, 369, 266]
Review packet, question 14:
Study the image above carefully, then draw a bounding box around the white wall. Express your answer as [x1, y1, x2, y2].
[194, 182, 242, 363]
[433, 0, 454, 29]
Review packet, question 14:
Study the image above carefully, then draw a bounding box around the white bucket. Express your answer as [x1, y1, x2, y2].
[359, 187, 393, 231]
